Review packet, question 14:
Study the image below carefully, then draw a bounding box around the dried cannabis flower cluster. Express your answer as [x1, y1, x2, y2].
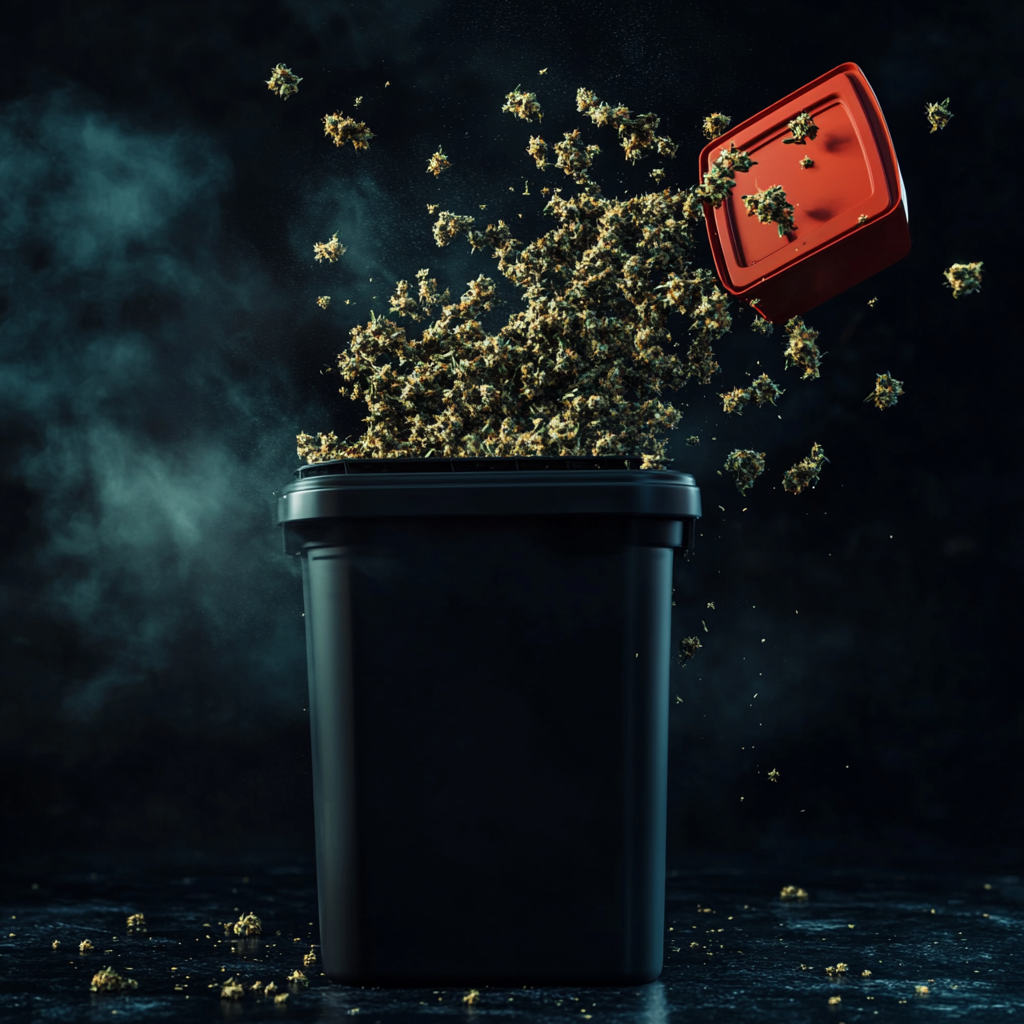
[221, 977, 245, 1000]
[724, 449, 766, 494]
[314, 233, 346, 263]
[782, 316, 825, 379]
[266, 64, 302, 101]
[943, 261, 983, 298]
[427, 148, 451, 177]
[925, 97, 953, 133]
[323, 111, 375, 152]
[287, 969, 309, 986]
[825, 962, 850, 975]
[702, 112, 732, 140]
[740, 185, 796, 237]
[864, 372, 904, 410]
[782, 443, 828, 495]
[300, 85, 743, 470]
[502, 86, 543, 122]
[125, 913, 146, 931]
[719, 373, 785, 416]
[317, 296, 331, 310]
[302, 946, 317, 967]
[780, 885, 809, 900]
[90, 967, 138, 993]
[79, 939, 94, 953]
[678, 636, 702, 666]
[782, 111, 818, 145]
[231, 912, 262, 937]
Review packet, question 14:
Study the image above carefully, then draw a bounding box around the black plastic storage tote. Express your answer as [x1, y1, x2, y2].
[277, 455, 701, 985]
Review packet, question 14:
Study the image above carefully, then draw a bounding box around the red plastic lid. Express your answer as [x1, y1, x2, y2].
[698, 62, 907, 295]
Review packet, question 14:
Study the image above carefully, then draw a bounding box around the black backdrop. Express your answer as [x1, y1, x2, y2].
[0, 0, 1019, 873]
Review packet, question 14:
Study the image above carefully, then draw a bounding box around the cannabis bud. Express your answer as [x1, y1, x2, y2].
[943, 261, 983, 298]
[265, 64, 302, 101]
[782, 111, 818, 145]
[740, 185, 796, 237]
[702, 112, 732, 140]
[925, 97, 953, 133]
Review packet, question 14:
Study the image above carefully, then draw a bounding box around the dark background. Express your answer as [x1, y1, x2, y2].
[0, 0, 1019, 873]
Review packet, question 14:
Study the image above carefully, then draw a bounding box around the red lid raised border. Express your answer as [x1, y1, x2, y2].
[698, 62, 910, 322]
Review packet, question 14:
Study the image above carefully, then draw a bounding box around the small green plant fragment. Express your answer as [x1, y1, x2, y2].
[694, 143, 757, 208]
[502, 85, 543, 122]
[723, 449, 766, 494]
[782, 111, 818, 145]
[426, 148, 451, 177]
[782, 317, 825, 379]
[740, 185, 796, 237]
[686, 435, 700, 446]
[864, 372, 904, 410]
[317, 296, 331, 310]
[943, 261, 983, 298]
[649, 167, 667, 185]
[314, 232, 346, 263]
[678, 636, 702, 666]
[90, 966, 138, 994]
[265, 64, 302, 101]
[857, 213, 868, 225]
[867, 296, 878, 309]
[925, 96, 953, 133]
[799, 155, 814, 169]
[782, 442, 828, 495]
[767, 768, 780, 782]
[702, 112, 732, 140]
[125, 913, 146, 932]
[287, 969, 309, 986]
[322, 111, 375, 151]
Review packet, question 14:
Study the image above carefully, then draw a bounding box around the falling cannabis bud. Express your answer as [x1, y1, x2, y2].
[502, 85, 543, 122]
[427, 148, 451, 176]
[576, 88, 679, 163]
[313, 232, 346, 263]
[323, 111, 375, 151]
[317, 296, 331, 310]
[719, 373, 785, 415]
[724, 449, 767, 494]
[90, 967, 138, 993]
[694, 143, 757, 208]
[678, 636, 702, 666]
[782, 443, 828, 495]
[767, 768, 780, 782]
[702, 112, 732, 140]
[782, 111, 818, 145]
[864, 372, 904, 410]
[925, 96, 953, 133]
[265, 64, 302, 101]
[749, 298, 774, 336]
[125, 913, 146, 932]
[943, 261, 983, 298]
[740, 185, 796, 237]
[799, 155, 814, 169]
[783, 317, 825, 379]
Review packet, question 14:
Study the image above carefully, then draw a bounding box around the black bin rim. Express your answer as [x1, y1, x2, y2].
[292, 455, 658, 479]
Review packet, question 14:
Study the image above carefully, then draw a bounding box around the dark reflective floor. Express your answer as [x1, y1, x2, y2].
[1, 862, 1021, 1022]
